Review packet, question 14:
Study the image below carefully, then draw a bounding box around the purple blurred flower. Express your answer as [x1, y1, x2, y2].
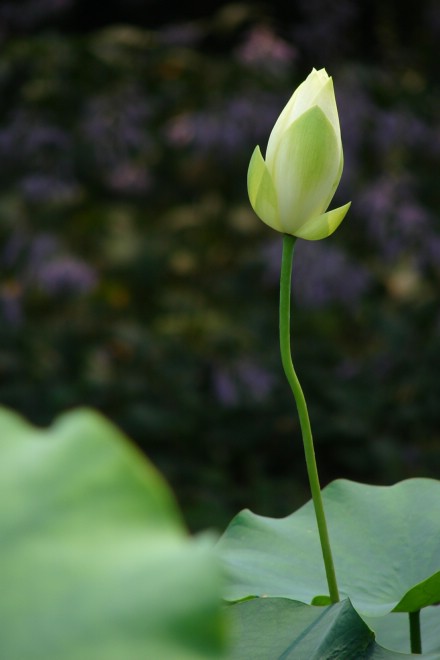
[359, 177, 399, 261]
[81, 88, 153, 164]
[0, 114, 71, 167]
[399, 202, 429, 236]
[166, 91, 281, 154]
[2, 231, 97, 300]
[26, 233, 60, 270]
[19, 174, 81, 204]
[372, 109, 440, 157]
[80, 87, 154, 189]
[0, 114, 77, 210]
[262, 239, 371, 309]
[293, 242, 371, 308]
[21, 235, 96, 297]
[2, 231, 59, 276]
[35, 257, 97, 296]
[236, 359, 275, 400]
[212, 368, 238, 406]
[359, 176, 434, 262]
[105, 162, 152, 195]
[24, 124, 71, 155]
[235, 26, 296, 74]
[212, 359, 275, 406]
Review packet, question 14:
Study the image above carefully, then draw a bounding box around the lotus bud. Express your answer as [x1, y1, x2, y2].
[247, 68, 350, 240]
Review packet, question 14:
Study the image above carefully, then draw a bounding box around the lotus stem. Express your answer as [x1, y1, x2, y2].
[279, 233, 340, 604]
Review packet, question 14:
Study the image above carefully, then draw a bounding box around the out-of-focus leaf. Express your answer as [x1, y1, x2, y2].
[364, 607, 440, 655]
[0, 407, 225, 660]
[227, 597, 436, 659]
[217, 478, 440, 617]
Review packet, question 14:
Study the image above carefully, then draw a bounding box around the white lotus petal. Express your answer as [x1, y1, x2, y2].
[247, 67, 350, 240]
[294, 202, 351, 240]
[265, 69, 330, 169]
[247, 146, 281, 232]
[313, 77, 341, 147]
[271, 106, 340, 233]
[291, 68, 330, 122]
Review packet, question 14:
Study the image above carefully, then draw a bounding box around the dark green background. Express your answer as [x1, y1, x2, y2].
[1, 0, 439, 530]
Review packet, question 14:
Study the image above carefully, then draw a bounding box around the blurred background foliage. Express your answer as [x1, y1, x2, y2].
[1, 0, 440, 530]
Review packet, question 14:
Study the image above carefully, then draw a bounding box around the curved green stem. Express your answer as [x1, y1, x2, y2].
[279, 234, 340, 604]
[409, 610, 422, 654]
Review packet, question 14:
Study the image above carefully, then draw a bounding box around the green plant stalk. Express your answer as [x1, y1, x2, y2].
[409, 610, 422, 654]
[279, 234, 340, 603]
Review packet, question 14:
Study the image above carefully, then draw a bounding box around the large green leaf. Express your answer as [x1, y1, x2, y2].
[0, 407, 225, 660]
[364, 608, 440, 655]
[217, 479, 440, 617]
[227, 597, 438, 659]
